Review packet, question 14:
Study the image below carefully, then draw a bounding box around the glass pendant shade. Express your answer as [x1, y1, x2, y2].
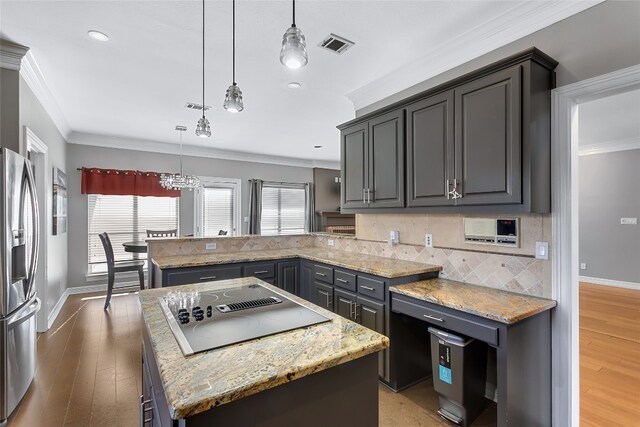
[279, 26, 308, 69]
[195, 116, 211, 138]
[223, 84, 244, 113]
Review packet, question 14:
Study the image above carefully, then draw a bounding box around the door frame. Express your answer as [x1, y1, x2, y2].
[24, 126, 49, 333]
[550, 64, 640, 427]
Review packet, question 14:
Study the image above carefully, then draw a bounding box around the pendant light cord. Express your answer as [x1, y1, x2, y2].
[202, 0, 206, 115]
[179, 130, 184, 176]
[292, 0, 296, 27]
[232, 0, 236, 85]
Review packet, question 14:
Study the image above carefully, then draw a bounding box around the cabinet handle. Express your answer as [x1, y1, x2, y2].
[363, 188, 367, 204]
[423, 314, 444, 322]
[253, 270, 269, 274]
[354, 303, 361, 320]
[323, 291, 332, 308]
[360, 285, 375, 291]
[367, 188, 373, 204]
[336, 278, 349, 284]
[447, 178, 462, 200]
[200, 275, 217, 281]
[315, 272, 326, 277]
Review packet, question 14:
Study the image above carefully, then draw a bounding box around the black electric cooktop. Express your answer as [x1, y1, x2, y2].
[159, 284, 331, 356]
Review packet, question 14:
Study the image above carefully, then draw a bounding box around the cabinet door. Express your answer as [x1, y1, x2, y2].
[368, 110, 405, 208]
[341, 123, 369, 209]
[357, 296, 385, 334]
[334, 288, 357, 321]
[300, 261, 313, 301]
[406, 92, 454, 207]
[276, 261, 299, 295]
[312, 282, 334, 312]
[454, 65, 522, 205]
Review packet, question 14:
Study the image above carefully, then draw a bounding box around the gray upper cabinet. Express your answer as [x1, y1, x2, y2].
[406, 91, 454, 207]
[340, 111, 404, 210]
[338, 47, 557, 214]
[368, 110, 405, 208]
[341, 123, 369, 209]
[454, 65, 522, 205]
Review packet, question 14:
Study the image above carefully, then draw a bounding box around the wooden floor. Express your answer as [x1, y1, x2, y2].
[580, 282, 640, 427]
[9, 283, 636, 426]
[8, 289, 142, 427]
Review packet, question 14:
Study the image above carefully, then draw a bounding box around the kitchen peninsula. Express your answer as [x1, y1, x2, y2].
[139, 277, 389, 426]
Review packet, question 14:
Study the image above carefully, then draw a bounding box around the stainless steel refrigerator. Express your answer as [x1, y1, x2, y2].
[0, 148, 40, 424]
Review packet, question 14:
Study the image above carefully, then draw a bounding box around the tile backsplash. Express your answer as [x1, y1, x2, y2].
[148, 235, 315, 257]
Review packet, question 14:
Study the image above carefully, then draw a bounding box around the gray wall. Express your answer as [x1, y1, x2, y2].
[579, 149, 640, 284]
[19, 76, 69, 317]
[358, 1, 640, 116]
[66, 143, 314, 287]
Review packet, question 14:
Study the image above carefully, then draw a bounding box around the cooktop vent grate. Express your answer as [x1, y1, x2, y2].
[216, 297, 282, 313]
[318, 33, 354, 54]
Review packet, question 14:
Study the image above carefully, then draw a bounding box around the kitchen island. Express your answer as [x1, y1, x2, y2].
[139, 277, 389, 427]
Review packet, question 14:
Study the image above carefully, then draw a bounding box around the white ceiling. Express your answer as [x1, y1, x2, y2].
[2, 1, 599, 165]
[579, 88, 640, 147]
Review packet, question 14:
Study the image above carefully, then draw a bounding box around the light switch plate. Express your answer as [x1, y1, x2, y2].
[205, 242, 217, 250]
[328, 239, 334, 246]
[535, 241, 549, 260]
[580, 263, 587, 270]
[621, 218, 638, 225]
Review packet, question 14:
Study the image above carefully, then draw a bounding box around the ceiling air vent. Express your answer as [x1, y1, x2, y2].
[184, 102, 211, 112]
[318, 33, 354, 55]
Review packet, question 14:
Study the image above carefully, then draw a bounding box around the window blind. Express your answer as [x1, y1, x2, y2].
[201, 187, 235, 236]
[88, 194, 178, 273]
[260, 185, 306, 235]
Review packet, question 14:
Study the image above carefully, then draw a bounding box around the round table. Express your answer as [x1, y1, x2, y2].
[122, 241, 148, 253]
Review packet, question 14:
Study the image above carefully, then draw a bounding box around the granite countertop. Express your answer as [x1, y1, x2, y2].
[139, 277, 389, 419]
[151, 247, 442, 278]
[390, 278, 556, 324]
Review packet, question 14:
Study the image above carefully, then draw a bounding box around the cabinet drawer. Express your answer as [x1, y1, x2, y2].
[334, 269, 356, 292]
[357, 275, 386, 301]
[313, 264, 334, 284]
[164, 265, 242, 286]
[391, 295, 498, 346]
[243, 262, 276, 279]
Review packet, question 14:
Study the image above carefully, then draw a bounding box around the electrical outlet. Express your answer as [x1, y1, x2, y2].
[425, 234, 433, 248]
[535, 241, 549, 260]
[580, 263, 587, 270]
[621, 217, 638, 225]
[205, 242, 217, 250]
[243, 216, 249, 223]
[328, 239, 334, 246]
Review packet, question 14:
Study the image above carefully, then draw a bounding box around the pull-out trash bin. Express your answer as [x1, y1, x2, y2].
[428, 327, 488, 426]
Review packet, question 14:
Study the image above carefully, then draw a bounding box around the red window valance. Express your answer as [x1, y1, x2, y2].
[81, 168, 181, 197]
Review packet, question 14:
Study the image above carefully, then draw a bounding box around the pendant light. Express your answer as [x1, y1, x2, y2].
[195, 0, 211, 138]
[160, 126, 201, 190]
[223, 0, 244, 113]
[279, 0, 308, 70]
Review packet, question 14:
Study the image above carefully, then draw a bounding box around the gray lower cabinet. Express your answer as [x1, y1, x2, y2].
[161, 264, 243, 287]
[454, 65, 522, 205]
[312, 282, 334, 311]
[299, 261, 313, 301]
[276, 261, 299, 295]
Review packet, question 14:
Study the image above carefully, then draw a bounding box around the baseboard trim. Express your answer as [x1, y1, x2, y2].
[46, 281, 141, 329]
[579, 276, 640, 291]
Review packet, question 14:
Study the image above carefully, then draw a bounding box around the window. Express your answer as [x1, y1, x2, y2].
[88, 195, 179, 274]
[261, 184, 306, 235]
[195, 178, 241, 237]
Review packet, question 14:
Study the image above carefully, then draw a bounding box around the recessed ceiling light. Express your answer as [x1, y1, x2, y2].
[88, 30, 109, 42]
[314, 145, 323, 149]
[287, 82, 301, 89]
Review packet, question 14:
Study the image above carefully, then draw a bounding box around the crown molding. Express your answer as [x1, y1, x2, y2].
[0, 40, 29, 70]
[346, 1, 603, 111]
[67, 132, 340, 170]
[19, 51, 72, 139]
[579, 136, 640, 156]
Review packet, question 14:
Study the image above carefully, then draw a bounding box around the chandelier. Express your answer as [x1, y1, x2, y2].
[160, 126, 200, 191]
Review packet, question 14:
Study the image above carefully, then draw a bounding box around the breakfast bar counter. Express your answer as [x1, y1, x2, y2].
[139, 277, 389, 425]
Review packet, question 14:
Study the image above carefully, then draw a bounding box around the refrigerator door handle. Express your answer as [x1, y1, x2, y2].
[23, 163, 39, 300]
[6, 298, 40, 326]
